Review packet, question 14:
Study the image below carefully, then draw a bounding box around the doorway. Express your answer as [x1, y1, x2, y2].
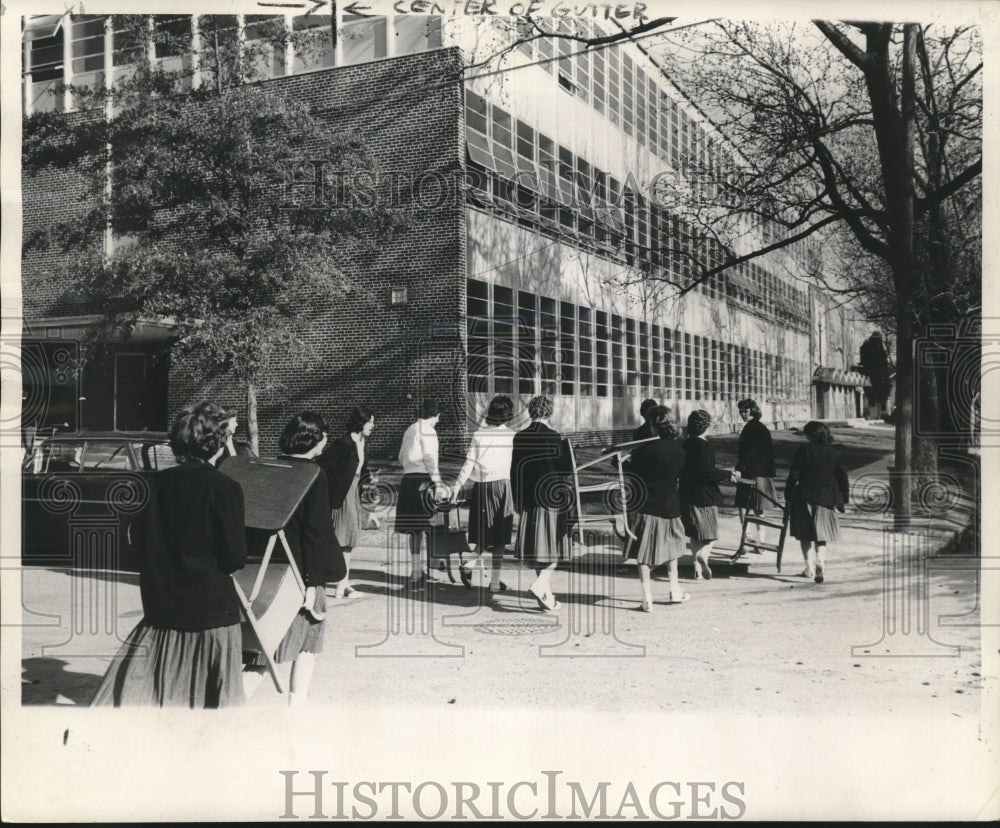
[114, 353, 148, 431]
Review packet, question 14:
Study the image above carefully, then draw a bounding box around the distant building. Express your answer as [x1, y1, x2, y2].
[20, 12, 866, 455]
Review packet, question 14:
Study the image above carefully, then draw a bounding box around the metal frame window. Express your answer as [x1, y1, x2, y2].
[493, 285, 515, 394]
[559, 301, 577, 396]
[684, 333, 693, 399]
[595, 310, 609, 397]
[540, 296, 558, 396]
[611, 315, 624, 397]
[635, 68, 646, 147]
[625, 317, 637, 386]
[622, 52, 634, 136]
[517, 291, 538, 396]
[467, 279, 490, 393]
[578, 306, 593, 395]
[607, 45, 620, 125]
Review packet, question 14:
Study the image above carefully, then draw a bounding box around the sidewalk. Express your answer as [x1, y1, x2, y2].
[18, 427, 982, 717]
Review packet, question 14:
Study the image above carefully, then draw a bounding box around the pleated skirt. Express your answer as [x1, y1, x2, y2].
[516, 506, 570, 564]
[332, 475, 362, 548]
[735, 476, 778, 512]
[682, 504, 719, 541]
[90, 621, 244, 708]
[627, 514, 687, 566]
[274, 589, 326, 662]
[394, 473, 434, 534]
[789, 498, 840, 544]
[468, 479, 514, 550]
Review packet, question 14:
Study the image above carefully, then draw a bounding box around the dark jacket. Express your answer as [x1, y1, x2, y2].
[139, 459, 248, 632]
[317, 433, 370, 510]
[510, 421, 571, 513]
[786, 442, 850, 510]
[632, 421, 653, 442]
[278, 456, 345, 587]
[736, 418, 776, 479]
[627, 435, 685, 519]
[679, 437, 731, 507]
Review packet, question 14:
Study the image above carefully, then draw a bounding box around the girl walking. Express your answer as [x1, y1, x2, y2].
[452, 396, 516, 595]
[785, 421, 850, 583]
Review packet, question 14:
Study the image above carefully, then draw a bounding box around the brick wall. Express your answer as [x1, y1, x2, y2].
[23, 49, 470, 459]
[210, 49, 469, 458]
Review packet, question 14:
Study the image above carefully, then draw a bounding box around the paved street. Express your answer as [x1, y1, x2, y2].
[18, 427, 983, 718]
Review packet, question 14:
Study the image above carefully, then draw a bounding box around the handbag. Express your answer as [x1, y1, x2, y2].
[428, 503, 470, 558]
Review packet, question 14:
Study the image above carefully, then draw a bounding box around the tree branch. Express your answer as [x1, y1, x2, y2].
[814, 21, 870, 72]
[915, 158, 981, 216]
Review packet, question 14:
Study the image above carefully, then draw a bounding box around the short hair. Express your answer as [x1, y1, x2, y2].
[169, 401, 230, 460]
[639, 398, 658, 420]
[420, 399, 440, 419]
[528, 395, 554, 420]
[738, 398, 762, 419]
[803, 420, 834, 444]
[485, 395, 514, 426]
[649, 406, 678, 440]
[346, 405, 374, 434]
[279, 411, 327, 455]
[687, 409, 712, 437]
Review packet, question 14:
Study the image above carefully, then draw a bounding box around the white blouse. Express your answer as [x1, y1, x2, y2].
[454, 424, 515, 488]
[398, 417, 441, 482]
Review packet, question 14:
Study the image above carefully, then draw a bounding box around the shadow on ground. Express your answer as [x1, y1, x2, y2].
[22, 657, 102, 706]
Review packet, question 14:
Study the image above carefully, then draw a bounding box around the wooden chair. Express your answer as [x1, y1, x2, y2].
[731, 480, 790, 572]
[564, 438, 637, 547]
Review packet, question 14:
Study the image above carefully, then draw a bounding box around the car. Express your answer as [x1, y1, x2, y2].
[20, 431, 254, 570]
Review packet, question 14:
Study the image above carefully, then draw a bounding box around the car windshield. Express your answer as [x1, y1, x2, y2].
[81, 441, 133, 470]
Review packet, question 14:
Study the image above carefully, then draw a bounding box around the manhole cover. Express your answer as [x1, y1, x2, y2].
[475, 619, 561, 635]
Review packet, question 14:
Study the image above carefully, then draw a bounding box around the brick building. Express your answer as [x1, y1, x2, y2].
[20, 12, 868, 457]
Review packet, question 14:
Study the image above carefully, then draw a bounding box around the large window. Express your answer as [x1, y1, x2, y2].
[693, 334, 703, 398]
[625, 318, 638, 386]
[560, 301, 577, 396]
[595, 311, 609, 397]
[612, 315, 624, 397]
[622, 53, 634, 136]
[71, 16, 106, 89]
[578, 306, 593, 395]
[340, 15, 387, 65]
[517, 291, 537, 396]
[607, 45, 620, 125]
[651, 324, 662, 391]
[493, 285, 515, 394]
[639, 320, 650, 389]
[540, 297, 558, 395]
[635, 68, 647, 147]
[394, 14, 442, 55]
[467, 280, 490, 393]
[592, 47, 606, 115]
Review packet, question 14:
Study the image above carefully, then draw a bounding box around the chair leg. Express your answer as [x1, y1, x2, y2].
[733, 520, 750, 563]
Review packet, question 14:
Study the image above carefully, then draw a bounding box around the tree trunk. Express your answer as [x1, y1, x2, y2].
[913, 360, 939, 489]
[893, 305, 914, 527]
[247, 381, 259, 456]
[882, 25, 919, 526]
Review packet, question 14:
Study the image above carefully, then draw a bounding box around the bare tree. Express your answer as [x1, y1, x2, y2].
[645, 20, 982, 523]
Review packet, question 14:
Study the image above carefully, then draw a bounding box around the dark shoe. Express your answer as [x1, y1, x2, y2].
[814, 565, 824, 584]
[459, 567, 474, 589]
